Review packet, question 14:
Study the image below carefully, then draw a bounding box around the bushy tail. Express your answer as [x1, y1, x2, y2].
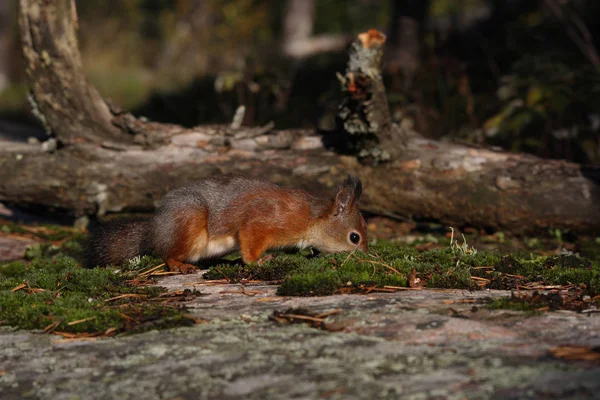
[85, 218, 150, 268]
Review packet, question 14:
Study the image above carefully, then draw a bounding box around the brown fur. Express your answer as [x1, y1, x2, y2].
[168, 209, 208, 261]
[86, 174, 367, 270]
[232, 189, 313, 262]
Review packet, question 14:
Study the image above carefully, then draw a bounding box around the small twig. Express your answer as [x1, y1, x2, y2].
[184, 279, 229, 286]
[149, 271, 182, 276]
[11, 283, 26, 292]
[214, 267, 231, 282]
[503, 273, 527, 279]
[11, 282, 45, 294]
[232, 121, 275, 139]
[516, 284, 575, 291]
[42, 320, 62, 334]
[340, 250, 356, 267]
[359, 258, 400, 274]
[118, 312, 138, 323]
[581, 309, 600, 314]
[359, 254, 403, 276]
[67, 316, 97, 326]
[53, 337, 98, 344]
[104, 327, 118, 336]
[137, 263, 166, 277]
[240, 287, 265, 296]
[104, 294, 148, 303]
[52, 331, 101, 339]
[279, 314, 325, 323]
[383, 285, 422, 290]
[365, 287, 400, 293]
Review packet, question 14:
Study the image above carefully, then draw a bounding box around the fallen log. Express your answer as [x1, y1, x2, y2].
[2, 128, 598, 234]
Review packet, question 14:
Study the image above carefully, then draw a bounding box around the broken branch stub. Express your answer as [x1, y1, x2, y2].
[337, 29, 406, 164]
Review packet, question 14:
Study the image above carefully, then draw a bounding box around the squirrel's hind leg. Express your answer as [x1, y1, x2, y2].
[239, 223, 274, 264]
[164, 209, 209, 274]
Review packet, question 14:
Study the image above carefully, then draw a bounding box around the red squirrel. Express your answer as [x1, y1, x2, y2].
[86, 174, 368, 272]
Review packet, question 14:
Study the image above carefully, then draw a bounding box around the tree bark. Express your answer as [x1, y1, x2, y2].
[3, 0, 599, 235]
[18, 0, 126, 144]
[2, 129, 598, 235]
[0, 0, 9, 92]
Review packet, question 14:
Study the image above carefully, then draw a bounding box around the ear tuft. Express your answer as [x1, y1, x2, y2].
[343, 174, 362, 200]
[333, 174, 362, 215]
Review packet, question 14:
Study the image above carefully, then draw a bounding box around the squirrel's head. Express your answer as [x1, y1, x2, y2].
[312, 175, 368, 254]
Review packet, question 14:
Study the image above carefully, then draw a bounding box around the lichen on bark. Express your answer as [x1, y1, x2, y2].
[337, 30, 398, 164]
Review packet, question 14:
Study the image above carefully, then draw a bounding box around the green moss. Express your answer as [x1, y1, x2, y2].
[0, 245, 196, 335]
[0, 261, 29, 278]
[578, 238, 600, 262]
[485, 290, 585, 313]
[278, 257, 409, 296]
[203, 254, 307, 282]
[543, 254, 593, 270]
[486, 297, 541, 313]
[494, 255, 523, 273]
[203, 241, 600, 298]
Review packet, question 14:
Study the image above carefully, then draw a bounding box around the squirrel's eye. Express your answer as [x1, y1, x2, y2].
[349, 232, 360, 244]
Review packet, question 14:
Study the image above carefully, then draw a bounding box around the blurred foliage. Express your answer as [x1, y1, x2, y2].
[389, 0, 600, 164]
[1, 0, 599, 163]
[481, 56, 600, 162]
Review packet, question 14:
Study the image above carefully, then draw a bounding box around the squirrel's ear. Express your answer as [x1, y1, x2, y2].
[333, 175, 362, 215]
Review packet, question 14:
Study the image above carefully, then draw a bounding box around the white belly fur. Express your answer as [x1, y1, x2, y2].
[202, 236, 238, 258]
[295, 239, 312, 249]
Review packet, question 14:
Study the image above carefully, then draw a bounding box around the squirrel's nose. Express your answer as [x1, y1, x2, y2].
[360, 241, 368, 253]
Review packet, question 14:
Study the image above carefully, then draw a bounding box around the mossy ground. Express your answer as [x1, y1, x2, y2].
[0, 225, 198, 335]
[1, 219, 599, 335]
[204, 241, 599, 298]
[203, 226, 600, 311]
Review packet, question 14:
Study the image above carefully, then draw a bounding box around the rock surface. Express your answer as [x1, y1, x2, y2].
[1, 273, 600, 399]
[0, 234, 38, 262]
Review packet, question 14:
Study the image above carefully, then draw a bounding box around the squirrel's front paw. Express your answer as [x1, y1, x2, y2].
[256, 254, 275, 266]
[167, 259, 198, 274]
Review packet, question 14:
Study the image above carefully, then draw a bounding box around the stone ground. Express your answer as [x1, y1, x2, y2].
[1, 120, 599, 398]
[1, 271, 600, 400]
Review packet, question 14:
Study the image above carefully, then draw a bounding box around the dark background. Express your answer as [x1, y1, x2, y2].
[1, 0, 599, 165]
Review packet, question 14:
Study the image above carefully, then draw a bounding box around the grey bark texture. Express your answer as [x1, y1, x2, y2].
[18, 0, 126, 144]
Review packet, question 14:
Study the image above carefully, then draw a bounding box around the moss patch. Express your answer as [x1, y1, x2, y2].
[0, 236, 198, 335]
[486, 290, 596, 313]
[486, 296, 543, 313]
[204, 241, 600, 302]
